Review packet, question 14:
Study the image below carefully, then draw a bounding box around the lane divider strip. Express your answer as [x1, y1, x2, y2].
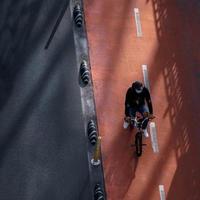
[159, 185, 166, 200]
[142, 65, 159, 153]
[142, 64, 150, 91]
[134, 8, 142, 37]
[150, 122, 159, 153]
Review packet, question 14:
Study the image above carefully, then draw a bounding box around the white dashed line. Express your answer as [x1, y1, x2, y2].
[141, 65, 159, 153]
[134, 8, 142, 37]
[150, 122, 159, 153]
[159, 185, 166, 200]
[142, 64, 150, 91]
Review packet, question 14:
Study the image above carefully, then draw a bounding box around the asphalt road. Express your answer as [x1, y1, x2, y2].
[0, 0, 92, 199]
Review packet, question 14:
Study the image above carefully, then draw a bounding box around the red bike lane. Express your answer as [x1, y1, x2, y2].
[84, 0, 200, 199]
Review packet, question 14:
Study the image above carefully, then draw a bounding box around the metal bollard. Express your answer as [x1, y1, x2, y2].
[73, 4, 83, 27]
[91, 136, 101, 166]
[88, 120, 97, 145]
[80, 60, 90, 85]
[94, 184, 105, 200]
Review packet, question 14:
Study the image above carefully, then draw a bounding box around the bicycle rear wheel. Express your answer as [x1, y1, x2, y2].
[135, 132, 142, 157]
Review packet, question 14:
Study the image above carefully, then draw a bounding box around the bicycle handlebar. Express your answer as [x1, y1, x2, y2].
[125, 113, 155, 122]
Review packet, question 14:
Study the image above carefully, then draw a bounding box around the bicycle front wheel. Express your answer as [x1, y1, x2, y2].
[135, 132, 142, 157]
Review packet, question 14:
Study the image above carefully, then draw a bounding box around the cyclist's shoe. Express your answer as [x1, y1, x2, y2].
[123, 120, 129, 129]
[143, 129, 149, 138]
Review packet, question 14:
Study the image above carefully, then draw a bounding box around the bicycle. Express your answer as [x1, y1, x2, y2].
[125, 112, 155, 157]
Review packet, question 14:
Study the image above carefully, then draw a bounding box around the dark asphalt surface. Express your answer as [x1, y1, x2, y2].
[0, 0, 92, 199]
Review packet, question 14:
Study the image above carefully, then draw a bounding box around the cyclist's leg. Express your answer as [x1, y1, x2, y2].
[139, 104, 149, 116]
[128, 106, 137, 118]
[123, 106, 135, 129]
[123, 106, 137, 129]
[138, 105, 149, 130]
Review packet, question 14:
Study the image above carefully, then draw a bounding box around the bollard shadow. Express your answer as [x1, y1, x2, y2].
[44, 1, 69, 49]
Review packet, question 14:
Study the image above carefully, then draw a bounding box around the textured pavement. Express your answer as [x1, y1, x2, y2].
[0, 0, 92, 199]
[84, 0, 200, 199]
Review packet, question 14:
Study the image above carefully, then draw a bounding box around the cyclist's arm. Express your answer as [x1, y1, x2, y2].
[125, 88, 132, 116]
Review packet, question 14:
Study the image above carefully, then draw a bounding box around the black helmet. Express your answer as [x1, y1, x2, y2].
[132, 81, 144, 94]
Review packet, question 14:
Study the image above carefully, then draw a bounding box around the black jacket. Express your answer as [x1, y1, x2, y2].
[125, 87, 153, 115]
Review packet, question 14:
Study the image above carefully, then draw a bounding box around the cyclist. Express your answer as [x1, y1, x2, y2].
[123, 81, 153, 137]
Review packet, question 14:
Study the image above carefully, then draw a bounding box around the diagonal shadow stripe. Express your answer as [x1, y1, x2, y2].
[44, 1, 69, 49]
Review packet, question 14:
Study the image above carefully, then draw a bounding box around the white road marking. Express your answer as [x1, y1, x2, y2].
[150, 122, 159, 153]
[159, 185, 166, 200]
[142, 64, 150, 91]
[134, 8, 142, 37]
[141, 65, 159, 153]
